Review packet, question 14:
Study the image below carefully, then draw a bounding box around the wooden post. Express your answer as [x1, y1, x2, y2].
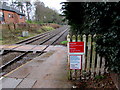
[82, 35, 86, 71]
[96, 54, 101, 75]
[86, 34, 92, 73]
[77, 35, 81, 42]
[67, 34, 71, 80]
[101, 57, 105, 75]
[77, 35, 81, 80]
[72, 35, 77, 80]
[72, 35, 76, 42]
[91, 34, 96, 78]
[67, 34, 71, 66]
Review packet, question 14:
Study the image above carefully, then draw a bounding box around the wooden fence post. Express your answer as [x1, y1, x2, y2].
[86, 34, 92, 74]
[77, 35, 81, 42]
[77, 35, 82, 80]
[67, 34, 71, 66]
[91, 34, 96, 78]
[101, 57, 105, 75]
[72, 35, 76, 42]
[96, 54, 101, 75]
[82, 35, 86, 73]
[72, 35, 77, 80]
[67, 34, 71, 80]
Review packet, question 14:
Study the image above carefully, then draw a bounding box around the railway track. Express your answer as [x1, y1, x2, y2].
[1, 26, 67, 55]
[0, 26, 69, 76]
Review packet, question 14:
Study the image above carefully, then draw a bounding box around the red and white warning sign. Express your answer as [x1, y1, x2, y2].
[69, 42, 84, 54]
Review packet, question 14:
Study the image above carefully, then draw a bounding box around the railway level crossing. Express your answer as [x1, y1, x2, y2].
[0, 44, 48, 53]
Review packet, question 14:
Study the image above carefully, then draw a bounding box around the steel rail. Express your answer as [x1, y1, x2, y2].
[16, 30, 54, 44]
[16, 25, 67, 44]
[38, 28, 69, 56]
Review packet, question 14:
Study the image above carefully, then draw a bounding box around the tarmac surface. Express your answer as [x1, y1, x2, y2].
[0, 45, 73, 89]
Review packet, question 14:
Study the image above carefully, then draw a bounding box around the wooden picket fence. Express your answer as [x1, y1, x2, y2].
[67, 34, 108, 80]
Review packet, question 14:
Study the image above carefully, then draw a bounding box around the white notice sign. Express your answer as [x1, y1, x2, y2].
[70, 55, 82, 70]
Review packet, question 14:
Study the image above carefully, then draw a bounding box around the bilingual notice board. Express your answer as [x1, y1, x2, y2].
[69, 42, 85, 70]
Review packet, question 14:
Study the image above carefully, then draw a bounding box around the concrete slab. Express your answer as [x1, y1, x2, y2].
[26, 49, 67, 80]
[2, 77, 22, 88]
[32, 45, 47, 51]
[32, 80, 72, 88]
[25, 59, 44, 67]
[13, 45, 37, 51]
[0, 45, 20, 50]
[7, 65, 33, 79]
[0, 45, 9, 50]
[13, 45, 47, 52]
[5, 45, 20, 50]
[46, 45, 66, 51]
[16, 78, 36, 88]
[0, 45, 66, 52]
[0, 45, 5, 49]
[27, 48, 72, 88]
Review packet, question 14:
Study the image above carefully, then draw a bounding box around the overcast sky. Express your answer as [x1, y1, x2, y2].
[5, 0, 67, 13]
[34, 0, 67, 13]
[5, 0, 67, 19]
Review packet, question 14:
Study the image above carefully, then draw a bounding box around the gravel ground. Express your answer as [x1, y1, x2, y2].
[75, 73, 117, 89]
[1, 53, 39, 77]
[0, 52, 22, 66]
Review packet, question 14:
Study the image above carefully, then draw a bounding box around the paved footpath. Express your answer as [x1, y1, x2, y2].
[0, 45, 73, 88]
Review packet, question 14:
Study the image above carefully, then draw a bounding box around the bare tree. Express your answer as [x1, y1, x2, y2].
[34, 1, 63, 24]
[25, 1, 32, 20]
[13, 1, 25, 13]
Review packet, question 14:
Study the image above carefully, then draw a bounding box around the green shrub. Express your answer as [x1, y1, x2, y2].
[41, 26, 54, 31]
[49, 24, 60, 29]
[37, 29, 43, 33]
[60, 41, 68, 45]
[62, 2, 120, 74]
[26, 20, 41, 24]
[0, 40, 2, 45]
[26, 20, 32, 24]
[94, 75, 105, 80]
[17, 36, 30, 40]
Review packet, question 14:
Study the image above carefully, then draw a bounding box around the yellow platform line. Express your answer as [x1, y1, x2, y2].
[3, 59, 34, 77]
